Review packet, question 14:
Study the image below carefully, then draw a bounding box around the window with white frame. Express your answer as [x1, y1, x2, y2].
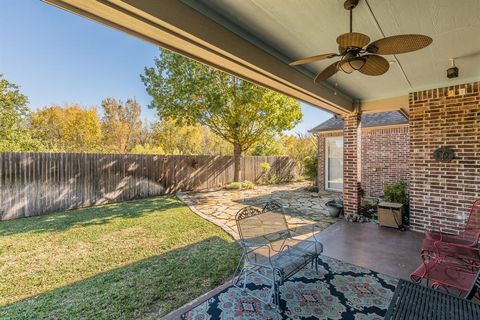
[325, 137, 343, 191]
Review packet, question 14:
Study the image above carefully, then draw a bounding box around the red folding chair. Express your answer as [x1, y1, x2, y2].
[411, 241, 480, 299]
[421, 198, 480, 261]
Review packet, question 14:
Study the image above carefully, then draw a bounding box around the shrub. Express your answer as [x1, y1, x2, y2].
[384, 181, 408, 204]
[225, 182, 242, 190]
[303, 156, 318, 181]
[384, 181, 409, 225]
[225, 181, 256, 190]
[305, 185, 319, 193]
[242, 180, 256, 189]
[258, 162, 272, 184]
[360, 197, 378, 220]
[260, 162, 271, 172]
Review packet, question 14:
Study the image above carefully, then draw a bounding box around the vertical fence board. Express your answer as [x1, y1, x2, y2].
[0, 152, 299, 220]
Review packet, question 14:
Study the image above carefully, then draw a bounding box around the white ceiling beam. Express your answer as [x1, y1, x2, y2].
[360, 95, 409, 116]
[43, 0, 354, 114]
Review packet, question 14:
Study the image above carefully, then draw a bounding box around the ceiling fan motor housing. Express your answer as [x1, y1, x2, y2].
[344, 0, 359, 10]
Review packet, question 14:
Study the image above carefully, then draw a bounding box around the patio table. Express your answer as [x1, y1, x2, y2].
[385, 279, 480, 320]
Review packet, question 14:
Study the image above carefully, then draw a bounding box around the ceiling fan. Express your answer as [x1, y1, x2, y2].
[289, 0, 432, 83]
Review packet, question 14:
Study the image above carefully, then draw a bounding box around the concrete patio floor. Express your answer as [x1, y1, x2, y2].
[164, 217, 424, 319]
[177, 181, 341, 239]
[316, 220, 423, 280]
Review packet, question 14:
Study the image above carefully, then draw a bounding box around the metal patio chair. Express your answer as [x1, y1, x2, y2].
[421, 198, 480, 261]
[411, 241, 480, 299]
[233, 201, 323, 308]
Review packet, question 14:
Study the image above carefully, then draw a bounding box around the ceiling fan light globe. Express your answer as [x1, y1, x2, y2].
[350, 57, 366, 70]
[339, 57, 365, 73]
[339, 61, 354, 73]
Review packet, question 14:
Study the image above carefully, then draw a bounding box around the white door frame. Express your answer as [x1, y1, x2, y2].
[324, 136, 343, 192]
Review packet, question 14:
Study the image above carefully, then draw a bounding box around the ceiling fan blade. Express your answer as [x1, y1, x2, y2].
[366, 34, 432, 55]
[359, 55, 389, 76]
[336, 32, 370, 48]
[314, 61, 339, 83]
[289, 53, 338, 66]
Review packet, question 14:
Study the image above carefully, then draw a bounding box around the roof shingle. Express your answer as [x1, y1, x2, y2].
[309, 111, 408, 132]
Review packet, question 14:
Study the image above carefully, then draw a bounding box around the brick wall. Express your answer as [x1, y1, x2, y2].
[409, 82, 480, 232]
[361, 126, 409, 197]
[317, 126, 409, 198]
[343, 113, 361, 215]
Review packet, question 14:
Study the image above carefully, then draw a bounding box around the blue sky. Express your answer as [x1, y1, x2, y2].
[0, 0, 331, 134]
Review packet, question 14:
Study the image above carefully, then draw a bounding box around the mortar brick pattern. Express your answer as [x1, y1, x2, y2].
[361, 127, 409, 197]
[343, 113, 361, 215]
[317, 127, 409, 198]
[409, 82, 480, 232]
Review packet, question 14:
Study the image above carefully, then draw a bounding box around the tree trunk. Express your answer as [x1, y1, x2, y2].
[233, 142, 242, 182]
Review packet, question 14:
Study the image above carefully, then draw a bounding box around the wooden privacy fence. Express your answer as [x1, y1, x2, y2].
[0, 152, 299, 220]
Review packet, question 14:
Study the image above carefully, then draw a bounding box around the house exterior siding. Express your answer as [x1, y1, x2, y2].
[409, 82, 480, 232]
[316, 125, 410, 198]
[361, 126, 410, 197]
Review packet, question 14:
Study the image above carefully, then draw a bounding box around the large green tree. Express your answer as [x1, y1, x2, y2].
[0, 75, 42, 152]
[141, 49, 302, 181]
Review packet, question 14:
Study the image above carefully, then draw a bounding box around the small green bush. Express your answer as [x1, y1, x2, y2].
[306, 185, 319, 192]
[258, 162, 272, 184]
[384, 181, 408, 204]
[258, 162, 297, 185]
[295, 175, 306, 182]
[225, 181, 256, 190]
[384, 181, 409, 225]
[268, 174, 280, 184]
[303, 156, 318, 181]
[360, 197, 378, 220]
[225, 182, 242, 190]
[260, 162, 271, 172]
[242, 180, 256, 189]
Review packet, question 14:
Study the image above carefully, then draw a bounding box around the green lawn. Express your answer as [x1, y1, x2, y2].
[0, 196, 241, 319]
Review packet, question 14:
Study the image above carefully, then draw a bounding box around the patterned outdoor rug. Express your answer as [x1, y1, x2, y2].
[181, 256, 398, 320]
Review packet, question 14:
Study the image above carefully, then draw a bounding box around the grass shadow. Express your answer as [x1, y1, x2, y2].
[0, 196, 184, 236]
[0, 236, 241, 319]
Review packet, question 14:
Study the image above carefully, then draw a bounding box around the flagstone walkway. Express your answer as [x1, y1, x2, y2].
[177, 181, 341, 239]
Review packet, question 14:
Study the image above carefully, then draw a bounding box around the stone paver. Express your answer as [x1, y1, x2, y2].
[177, 181, 341, 239]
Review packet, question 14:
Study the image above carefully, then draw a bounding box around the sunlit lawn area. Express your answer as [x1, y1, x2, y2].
[0, 196, 241, 319]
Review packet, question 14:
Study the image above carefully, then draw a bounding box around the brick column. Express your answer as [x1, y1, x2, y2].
[343, 113, 361, 215]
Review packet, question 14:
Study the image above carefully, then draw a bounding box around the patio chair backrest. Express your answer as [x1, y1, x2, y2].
[462, 198, 480, 245]
[466, 269, 480, 300]
[235, 204, 289, 247]
[262, 200, 283, 214]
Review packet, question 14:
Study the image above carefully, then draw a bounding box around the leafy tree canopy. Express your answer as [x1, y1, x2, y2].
[101, 98, 143, 153]
[0, 75, 43, 152]
[29, 104, 102, 152]
[150, 119, 231, 155]
[141, 49, 302, 180]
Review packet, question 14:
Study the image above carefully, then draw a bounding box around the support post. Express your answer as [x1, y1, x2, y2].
[343, 112, 361, 215]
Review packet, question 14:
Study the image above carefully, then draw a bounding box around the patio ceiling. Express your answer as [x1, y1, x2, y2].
[44, 0, 480, 115]
[193, 0, 480, 99]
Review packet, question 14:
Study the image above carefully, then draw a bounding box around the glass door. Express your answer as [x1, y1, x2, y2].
[325, 137, 343, 191]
